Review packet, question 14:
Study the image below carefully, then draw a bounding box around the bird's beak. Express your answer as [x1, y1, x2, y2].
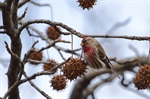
[80, 42, 84, 47]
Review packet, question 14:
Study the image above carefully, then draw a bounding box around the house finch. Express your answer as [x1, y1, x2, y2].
[80, 37, 120, 79]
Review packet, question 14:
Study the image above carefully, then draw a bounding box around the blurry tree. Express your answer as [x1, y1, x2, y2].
[0, 0, 150, 99]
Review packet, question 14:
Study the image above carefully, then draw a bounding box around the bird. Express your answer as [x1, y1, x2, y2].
[80, 36, 120, 79]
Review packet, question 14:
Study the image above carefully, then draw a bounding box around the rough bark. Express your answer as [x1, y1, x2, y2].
[1, 0, 21, 99]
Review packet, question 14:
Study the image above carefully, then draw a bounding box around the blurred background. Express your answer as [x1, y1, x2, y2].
[0, 0, 149, 98]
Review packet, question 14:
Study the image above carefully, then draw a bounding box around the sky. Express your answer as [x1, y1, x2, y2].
[0, 0, 150, 99]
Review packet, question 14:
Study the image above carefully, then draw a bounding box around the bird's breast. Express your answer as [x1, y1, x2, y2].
[83, 46, 92, 53]
[83, 46, 93, 60]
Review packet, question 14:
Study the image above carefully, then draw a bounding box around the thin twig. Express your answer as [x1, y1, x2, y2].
[18, 41, 39, 81]
[82, 75, 116, 99]
[18, 7, 28, 20]
[38, 39, 71, 52]
[4, 41, 21, 62]
[71, 34, 73, 57]
[57, 49, 66, 61]
[19, 20, 81, 56]
[112, 58, 139, 65]
[3, 57, 71, 99]
[121, 74, 149, 99]
[23, 71, 52, 99]
[27, 59, 55, 66]
[26, 27, 40, 37]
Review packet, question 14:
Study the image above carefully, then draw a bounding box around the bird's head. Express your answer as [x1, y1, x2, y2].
[80, 37, 95, 47]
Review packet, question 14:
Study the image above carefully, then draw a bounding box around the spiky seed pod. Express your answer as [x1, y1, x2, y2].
[133, 64, 150, 90]
[50, 75, 67, 91]
[46, 26, 60, 40]
[28, 50, 43, 65]
[62, 58, 87, 81]
[77, 0, 97, 10]
[43, 59, 58, 74]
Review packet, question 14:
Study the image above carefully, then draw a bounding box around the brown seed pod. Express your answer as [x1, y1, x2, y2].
[133, 64, 150, 90]
[50, 75, 67, 91]
[43, 59, 58, 74]
[77, 0, 97, 10]
[62, 58, 87, 81]
[28, 50, 43, 65]
[46, 26, 60, 40]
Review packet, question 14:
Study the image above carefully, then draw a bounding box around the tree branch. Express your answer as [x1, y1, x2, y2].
[70, 56, 150, 99]
[3, 57, 71, 99]
[0, 2, 5, 9]
[23, 71, 52, 99]
[19, 20, 81, 56]
[19, 19, 150, 41]
[82, 74, 116, 99]
[91, 35, 150, 41]
[12, 0, 19, 28]
[18, 7, 28, 20]
[38, 39, 71, 52]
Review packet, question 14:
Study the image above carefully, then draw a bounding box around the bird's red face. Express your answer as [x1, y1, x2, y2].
[80, 37, 87, 47]
[81, 37, 93, 53]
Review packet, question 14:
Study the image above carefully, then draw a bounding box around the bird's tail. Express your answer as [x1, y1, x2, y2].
[106, 57, 120, 79]
[102, 56, 120, 79]
[110, 67, 120, 79]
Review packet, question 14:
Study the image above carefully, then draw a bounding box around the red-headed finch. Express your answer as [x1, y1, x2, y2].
[80, 37, 120, 79]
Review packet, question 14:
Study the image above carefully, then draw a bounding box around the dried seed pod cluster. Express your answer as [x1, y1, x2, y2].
[133, 64, 150, 90]
[43, 59, 58, 74]
[77, 0, 97, 10]
[62, 58, 87, 81]
[28, 50, 43, 65]
[46, 26, 60, 40]
[50, 75, 67, 91]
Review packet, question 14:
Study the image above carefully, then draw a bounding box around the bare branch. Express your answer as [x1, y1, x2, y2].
[27, 59, 55, 66]
[70, 56, 150, 99]
[18, 41, 39, 81]
[19, 20, 81, 56]
[5, 0, 13, 7]
[26, 27, 40, 37]
[0, 2, 5, 9]
[18, 7, 28, 20]
[19, 19, 150, 41]
[12, 0, 19, 28]
[90, 35, 150, 41]
[22, 41, 39, 64]
[18, 19, 84, 37]
[111, 58, 139, 65]
[57, 49, 66, 61]
[4, 41, 21, 63]
[26, 58, 71, 80]
[82, 74, 116, 99]
[23, 71, 52, 99]
[3, 57, 71, 99]
[70, 69, 112, 99]
[38, 39, 71, 52]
